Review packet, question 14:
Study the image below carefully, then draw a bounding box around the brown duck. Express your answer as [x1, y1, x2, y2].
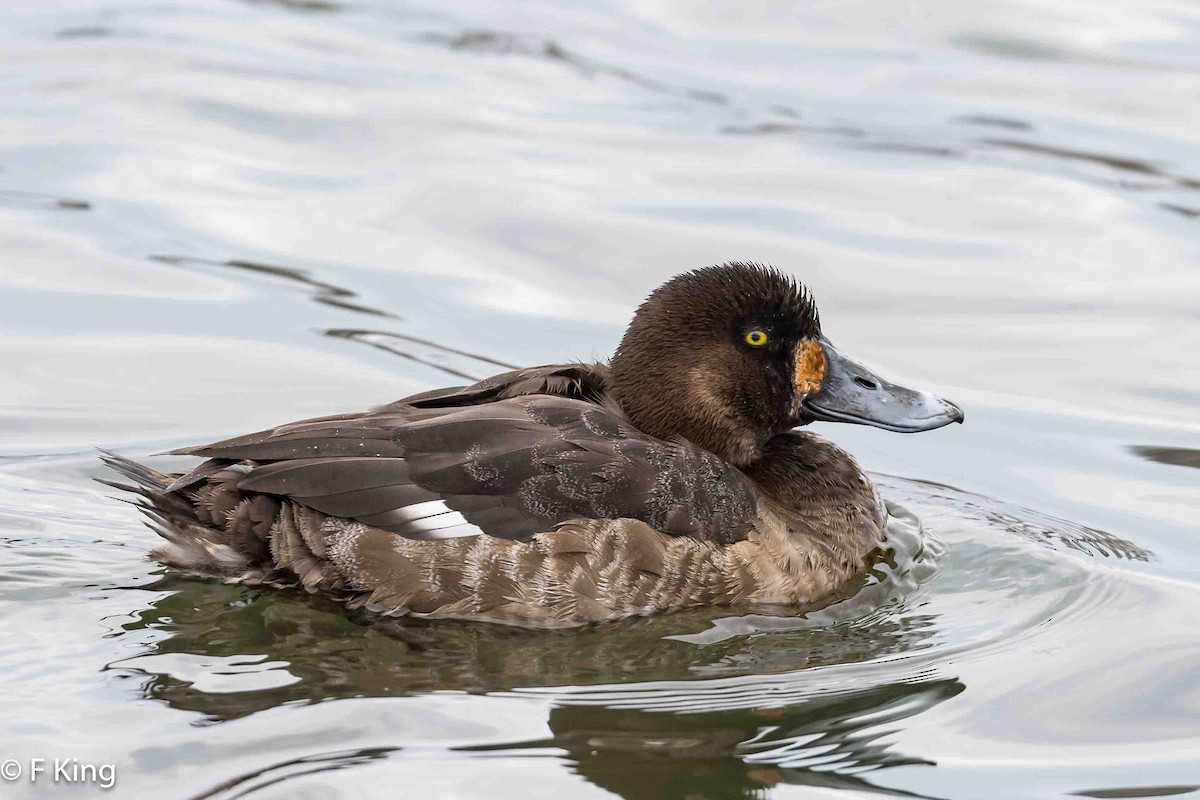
[104, 262, 962, 628]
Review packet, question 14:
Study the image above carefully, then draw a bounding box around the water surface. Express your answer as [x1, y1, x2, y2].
[2, 1, 1199, 798]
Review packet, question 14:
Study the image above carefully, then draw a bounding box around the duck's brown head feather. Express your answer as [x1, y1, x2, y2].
[608, 262, 823, 467]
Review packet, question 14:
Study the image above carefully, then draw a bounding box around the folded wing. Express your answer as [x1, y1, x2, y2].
[172, 388, 758, 544]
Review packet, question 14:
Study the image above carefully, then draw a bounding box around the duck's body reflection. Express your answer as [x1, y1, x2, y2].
[550, 680, 960, 799]
[118, 576, 956, 799]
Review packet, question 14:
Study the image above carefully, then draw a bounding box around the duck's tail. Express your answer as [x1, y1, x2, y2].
[97, 450, 261, 578]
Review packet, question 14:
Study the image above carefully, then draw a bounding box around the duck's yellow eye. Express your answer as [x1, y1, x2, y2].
[744, 330, 769, 347]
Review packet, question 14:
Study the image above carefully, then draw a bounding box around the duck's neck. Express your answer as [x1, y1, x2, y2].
[743, 431, 878, 520]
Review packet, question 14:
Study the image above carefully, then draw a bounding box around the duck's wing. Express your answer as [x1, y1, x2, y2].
[172, 395, 759, 545]
[389, 363, 608, 409]
[166, 363, 609, 463]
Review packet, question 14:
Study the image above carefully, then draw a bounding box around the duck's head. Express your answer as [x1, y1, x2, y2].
[607, 262, 963, 467]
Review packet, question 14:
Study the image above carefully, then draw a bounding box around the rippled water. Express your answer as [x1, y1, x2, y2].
[3, 1, 1200, 798]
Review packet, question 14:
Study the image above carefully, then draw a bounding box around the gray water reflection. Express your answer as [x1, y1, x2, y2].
[1130, 446, 1200, 471]
[152, 254, 399, 318]
[4, 0, 1200, 797]
[1073, 788, 1200, 799]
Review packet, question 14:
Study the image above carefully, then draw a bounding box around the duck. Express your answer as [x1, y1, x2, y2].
[103, 262, 962, 628]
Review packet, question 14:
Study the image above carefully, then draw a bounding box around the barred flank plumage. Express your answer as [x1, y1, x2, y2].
[103, 449, 831, 626]
[100, 450, 877, 627]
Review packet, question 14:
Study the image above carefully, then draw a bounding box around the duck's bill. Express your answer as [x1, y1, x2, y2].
[801, 339, 964, 433]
